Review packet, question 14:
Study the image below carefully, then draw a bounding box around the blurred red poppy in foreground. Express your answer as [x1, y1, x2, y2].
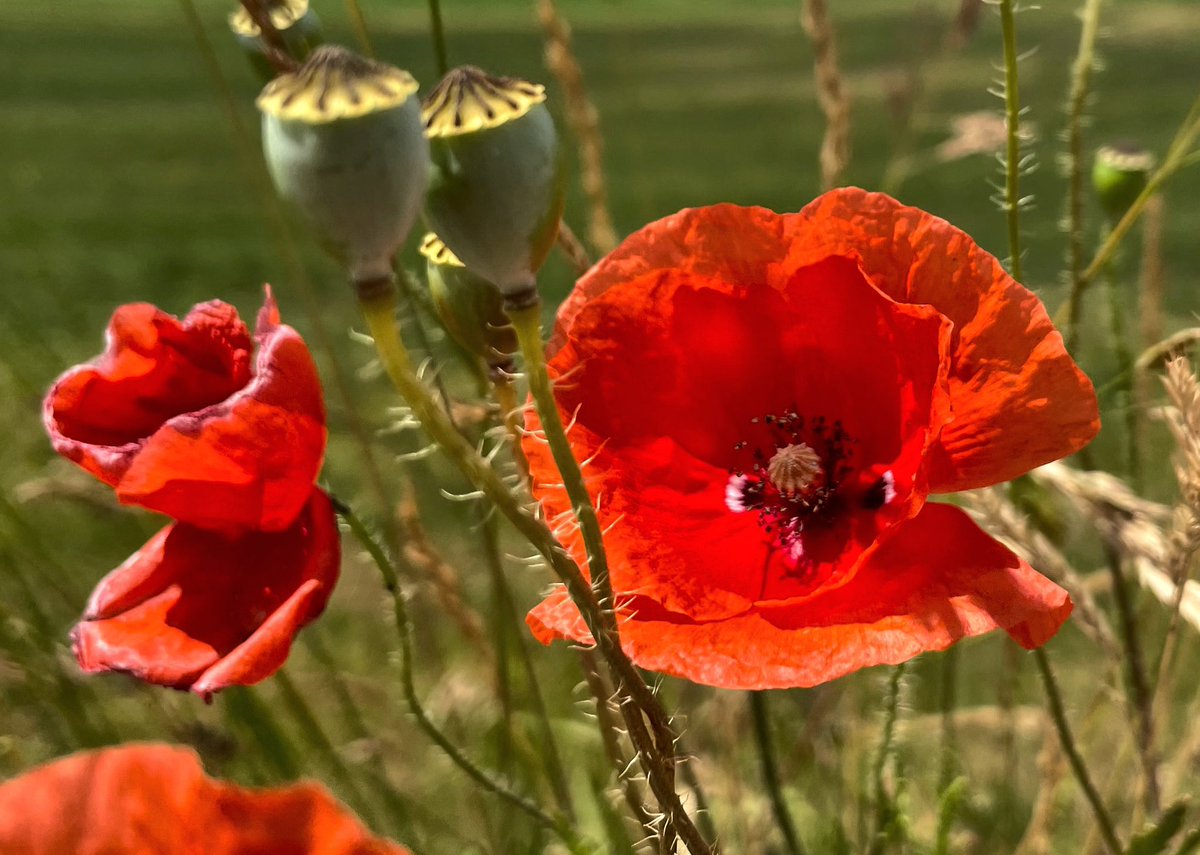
[72, 489, 340, 696]
[44, 289, 326, 533]
[525, 188, 1099, 690]
[44, 290, 338, 694]
[0, 744, 409, 855]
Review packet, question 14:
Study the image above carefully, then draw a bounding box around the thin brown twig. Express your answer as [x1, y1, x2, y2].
[536, 0, 618, 255]
[800, 0, 851, 189]
[556, 220, 594, 276]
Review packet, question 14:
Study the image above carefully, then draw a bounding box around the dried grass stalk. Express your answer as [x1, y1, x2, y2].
[801, 0, 851, 189]
[536, 0, 618, 255]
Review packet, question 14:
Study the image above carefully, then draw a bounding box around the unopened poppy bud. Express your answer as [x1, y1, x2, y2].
[259, 45, 429, 285]
[420, 233, 517, 372]
[229, 0, 323, 83]
[422, 66, 565, 305]
[1092, 143, 1154, 222]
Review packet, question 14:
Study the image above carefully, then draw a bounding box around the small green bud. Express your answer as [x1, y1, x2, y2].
[229, 0, 323, 83]
[422, 66, 565, 303]
[420, 233, 517, 371]
[1092, 143, 1154, 222]
[259, 46, 429, 284]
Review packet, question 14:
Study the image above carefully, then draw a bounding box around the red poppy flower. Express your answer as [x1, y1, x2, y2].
[0, 744, 410, 854]
[44, 288, 326, 533]
[525, 188, 1099, 690]
[71, 489, 340, 696]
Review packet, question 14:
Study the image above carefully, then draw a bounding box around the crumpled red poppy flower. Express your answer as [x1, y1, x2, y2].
[0, 744, 410, 854]
[44, 289, 326, 533]
[72, 488, 340, 696]
[525, 188, 1100, 690]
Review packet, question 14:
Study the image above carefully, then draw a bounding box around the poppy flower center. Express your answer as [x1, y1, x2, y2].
[724, 409, 854, 565]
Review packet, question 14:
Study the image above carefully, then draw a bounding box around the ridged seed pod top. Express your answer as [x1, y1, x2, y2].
[422, 69, 547, 137]
[421, 66, 564, 303]
[1092, 143, 1155, 222]
[257, 48, 418, 124]
[259, 46, 429, 284]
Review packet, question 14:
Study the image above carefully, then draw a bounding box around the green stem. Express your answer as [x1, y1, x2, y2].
[274, 668, 383, 829]
[1102, 541, 1159, 813]
[356, 286, 711, 854]
[506, 303, 615, 617]
[938, 646, 959, 793]
[750, 692, 806, 855]
[223, 685, 304, 782]
[1032, 647, 1122, 855]
[337, 501, 589, 852]
[867, 664, 907, 855]
[302, 633, 413, 834]
[342, 0, 374, 56]
[426, 0, 449, 77]
[482, 511, 577, 820]
[1062, 0, 1104, 355]
[998, 0, 1026, 283]
[1101, 246, 1143, 490]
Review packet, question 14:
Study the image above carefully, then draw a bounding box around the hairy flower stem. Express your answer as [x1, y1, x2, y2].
[357, 286, 713, 854]
[338, 501, 589, 852]
[506, 295, 715, 855]
[578, 650, 661, 849]
[750, 692, 807, 855]
[1061, 0, 1104, 355]
[1032, 647, 1122, 855]
[491, 373, 532, 487]
[997, 0, 1025, 283]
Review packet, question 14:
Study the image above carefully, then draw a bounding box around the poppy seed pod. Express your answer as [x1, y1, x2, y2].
[422, 66, 565, 304]
[259, 45, 429, 285]
[229, 0, 322, 83]
[1092, 143, 1154, 223]
[420, 233, 517, 372]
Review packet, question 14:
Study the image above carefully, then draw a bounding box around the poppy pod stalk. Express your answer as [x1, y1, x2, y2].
[259, 45, 429, 286]
[420, 233, 517, 373]
[229, 0, 322, 83]
[422, 66, 565, 305]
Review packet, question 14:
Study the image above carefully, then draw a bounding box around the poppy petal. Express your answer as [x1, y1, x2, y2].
[550, 192, 1098, 491]
[528, 502, 1071, 689]
[72, 489, 340, 693]
[45, 291, 327, 532]
[785, 188, 1099, 490]
[0, 744, 410, 854]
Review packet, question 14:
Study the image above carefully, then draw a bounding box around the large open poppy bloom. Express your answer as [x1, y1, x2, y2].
[72, 489, 340, 696]
[525, 188, 1099, 689]
[0, 744, 410, 854]
[44, 289, 326, 533]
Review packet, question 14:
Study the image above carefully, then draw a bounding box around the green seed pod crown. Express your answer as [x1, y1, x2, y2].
[258, 45, 429, 284]
[229, 0, 323, 83]
[420, 233, 517, 370]
[1092, 143, 1154, 222]
[422, 66, 565, 301]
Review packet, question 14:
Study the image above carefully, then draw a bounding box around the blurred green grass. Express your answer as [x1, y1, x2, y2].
[1, 1, 1199, 852]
